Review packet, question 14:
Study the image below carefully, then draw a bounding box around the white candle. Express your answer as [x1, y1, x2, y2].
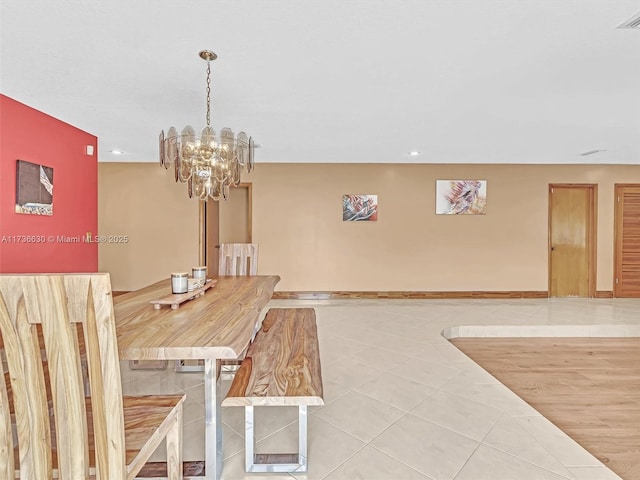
[171, 272, 188, 294]
[192, 266, 207, 280]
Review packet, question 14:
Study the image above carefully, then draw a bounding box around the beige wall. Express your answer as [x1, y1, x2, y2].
[99, 162, 640, 293]
[250, 163, 640, 292]
[98, 163, 199, 291]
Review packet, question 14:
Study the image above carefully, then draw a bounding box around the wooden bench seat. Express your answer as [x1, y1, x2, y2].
[222, 307, 323, 473]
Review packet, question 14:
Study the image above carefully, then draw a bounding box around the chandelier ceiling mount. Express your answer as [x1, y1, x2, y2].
[199, 50, 217, 61]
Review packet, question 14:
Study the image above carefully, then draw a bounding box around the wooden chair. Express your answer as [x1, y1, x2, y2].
[0, 273, 185, 479]
[218, 243, 259, 276]
[176, 243, 259, 373]
[219, 243, 260, 375]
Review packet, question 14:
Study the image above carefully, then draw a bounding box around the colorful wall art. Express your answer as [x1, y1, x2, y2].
[15, 159, 54, 216]
[436, 180, 487, 215]
[343, 194, 378, 221]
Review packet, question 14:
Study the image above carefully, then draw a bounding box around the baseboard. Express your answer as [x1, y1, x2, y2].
[595, 290, 614, 298]
[112, 290, 130, 297]
[272, 291, 550, 300]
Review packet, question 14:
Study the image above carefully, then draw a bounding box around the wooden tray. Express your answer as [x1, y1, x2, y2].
[150, 279, 217, 309]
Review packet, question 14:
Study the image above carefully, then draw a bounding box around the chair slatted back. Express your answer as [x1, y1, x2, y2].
[218, 243, 259, 276]
[0, 274, 126, 479]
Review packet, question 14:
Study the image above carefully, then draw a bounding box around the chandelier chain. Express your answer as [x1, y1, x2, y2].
[206, 60, 211, 127]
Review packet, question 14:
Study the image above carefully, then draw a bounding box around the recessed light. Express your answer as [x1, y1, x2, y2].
[110, 149, 125, 155]
[408, 151, 421, 156]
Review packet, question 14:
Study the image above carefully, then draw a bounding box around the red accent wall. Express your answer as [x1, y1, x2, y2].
[0, 95, 98, 273]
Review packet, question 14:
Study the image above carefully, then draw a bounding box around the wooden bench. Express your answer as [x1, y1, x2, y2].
[0, 274, 185, 479]
[222, 307, 323, 473]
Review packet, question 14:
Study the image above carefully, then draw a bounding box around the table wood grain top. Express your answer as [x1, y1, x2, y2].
[114, 275, 280, 361]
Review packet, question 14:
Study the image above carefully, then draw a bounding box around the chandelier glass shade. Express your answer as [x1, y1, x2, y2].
[159, 50, 254, 201]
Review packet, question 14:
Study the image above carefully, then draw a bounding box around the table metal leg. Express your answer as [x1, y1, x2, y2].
[204, 358, 222, 480]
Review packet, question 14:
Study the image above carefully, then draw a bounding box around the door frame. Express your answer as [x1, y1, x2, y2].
[548, 183, 598, 297]
[241, 182, 253, 243]
[613, 183, 640, 297]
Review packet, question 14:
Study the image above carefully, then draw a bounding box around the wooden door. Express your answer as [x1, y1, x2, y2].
[614, 184, 640, 297]
[548, 184, 597, 297]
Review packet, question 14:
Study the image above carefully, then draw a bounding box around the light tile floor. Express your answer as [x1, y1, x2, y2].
[121, 298, 640, 480]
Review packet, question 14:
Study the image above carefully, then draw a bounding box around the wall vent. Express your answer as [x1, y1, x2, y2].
[618, 11, 640, 29]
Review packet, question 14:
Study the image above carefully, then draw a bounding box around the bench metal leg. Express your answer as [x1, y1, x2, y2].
[244, 405, 308, 473]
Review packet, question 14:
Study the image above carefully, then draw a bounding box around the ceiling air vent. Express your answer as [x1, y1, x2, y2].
[618, 11, 640, 29]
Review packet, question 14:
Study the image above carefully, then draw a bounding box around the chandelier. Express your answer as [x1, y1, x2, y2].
[159, 50, 254, 201]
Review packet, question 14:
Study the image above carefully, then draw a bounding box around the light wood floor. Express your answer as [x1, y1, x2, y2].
[450, 338, 640, 480]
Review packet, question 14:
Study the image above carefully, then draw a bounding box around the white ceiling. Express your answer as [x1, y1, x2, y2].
[1, 0, 639, 165]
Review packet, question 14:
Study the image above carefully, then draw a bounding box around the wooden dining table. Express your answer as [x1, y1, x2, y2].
[114, 274, 281, 480]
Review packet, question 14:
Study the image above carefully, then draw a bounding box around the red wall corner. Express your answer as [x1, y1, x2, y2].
[0, 95, 98, 273]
